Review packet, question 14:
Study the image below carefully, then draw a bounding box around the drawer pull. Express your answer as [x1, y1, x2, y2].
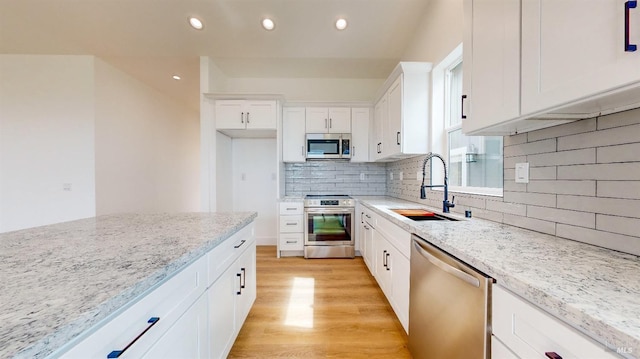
[545, 352, 563, 359]
[286, 240, 298, 244]
[626, 1, 638, 52]
[234, 239, 246, 248]
[286, 222, 297, 226]
[107, 317, 160, 358]
[286, 207, 297, 210]
[240, 267, 246, 289]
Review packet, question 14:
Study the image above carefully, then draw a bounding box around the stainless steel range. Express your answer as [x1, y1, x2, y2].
[303, 195, 355, 258]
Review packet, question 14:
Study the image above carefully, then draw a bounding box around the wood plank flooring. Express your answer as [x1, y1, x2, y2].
[228, 246, 411, 358]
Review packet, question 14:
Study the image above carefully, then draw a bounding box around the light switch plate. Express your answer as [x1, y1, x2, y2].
[515, 163, 529, 183]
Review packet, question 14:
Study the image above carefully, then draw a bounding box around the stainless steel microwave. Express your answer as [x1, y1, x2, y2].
[306, 133, 351, 160]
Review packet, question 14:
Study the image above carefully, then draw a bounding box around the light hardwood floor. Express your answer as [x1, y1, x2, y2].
[228, 246, 411, 358]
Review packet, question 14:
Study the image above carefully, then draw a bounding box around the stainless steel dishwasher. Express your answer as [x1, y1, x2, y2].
[409, 234, 493, 359]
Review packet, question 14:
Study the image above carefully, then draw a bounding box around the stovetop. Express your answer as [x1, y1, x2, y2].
[304, 194, 354, 207]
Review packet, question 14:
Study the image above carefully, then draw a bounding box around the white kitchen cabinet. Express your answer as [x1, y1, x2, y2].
[350, 108, 370, 162]
[142, 293, 209, 359]
[491, 336, 518, 359]
[278, 202, 304, 257]
[493, 285, 618, 359]
[360, 206, 376, 273]
[521, 0, 640, 118]
[282, 107, 306, 162]
[305, 107, 351, 133]
[215, 100, 277, 130]
[461, 0, 521, 135]
[372, 62, 431, 161]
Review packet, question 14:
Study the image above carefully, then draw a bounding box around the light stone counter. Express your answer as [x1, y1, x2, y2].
[0, 212, 257, 358]
[357, 196, 640, 358]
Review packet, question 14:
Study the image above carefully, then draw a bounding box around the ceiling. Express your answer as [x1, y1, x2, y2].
[0, 0, 430, 110]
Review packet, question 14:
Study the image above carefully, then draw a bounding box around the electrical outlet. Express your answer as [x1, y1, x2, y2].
[399, 171, 403, 181]
[360, 173, 366, 181]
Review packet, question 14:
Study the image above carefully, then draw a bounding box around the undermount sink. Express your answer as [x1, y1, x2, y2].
[390, 209, 458, 221]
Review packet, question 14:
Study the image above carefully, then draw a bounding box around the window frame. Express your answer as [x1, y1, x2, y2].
[430, 43, 503, 198]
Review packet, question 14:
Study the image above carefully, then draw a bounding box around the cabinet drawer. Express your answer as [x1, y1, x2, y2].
[279, 233, 304, 250]
[493, 285, 617, 359]
[58, 256, 208, 358]
[207, 223, 255, 286]
[279, 216, 303, 233]
[279, 202, 303, 215]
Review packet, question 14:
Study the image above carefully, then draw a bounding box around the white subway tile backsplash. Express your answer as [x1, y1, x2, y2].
[556, 224, 640, 256]
[558, 163, 640, 180]
[504, 138, 556, 157]
[503, 133, 528, 146]
[597, 108, 640, 130]
[285, 161, 386, 196]
[529, 166, 557, 180]
[597, 181, 640, 199]
[558, 123, 640, 150]
[528, 148, 596, 167]
[504, 155, 528, 169]
[503, 181, 527, 192]
[527, 118, 596, 142]
[597, 142, 640, 163]
[503, 191, 556, 207]
[596, 214, 640, 237]
[527, 205, 595, 228]
[503, 213, 556, 235]
[527, 180, 596, 196]
[557, 195, 640, 219]
[486, 200, 527, 216]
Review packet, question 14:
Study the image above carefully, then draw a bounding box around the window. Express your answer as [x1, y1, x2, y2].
[431, 44, 503, 196]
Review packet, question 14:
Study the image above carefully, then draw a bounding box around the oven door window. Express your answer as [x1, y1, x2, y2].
[307, 140, 340, 156]
[306, 212, 352, 244]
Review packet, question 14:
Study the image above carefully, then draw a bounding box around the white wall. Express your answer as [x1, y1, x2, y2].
[215, 132, 233, 212]
[0, 55, 96, 232]
[94, 58, 200, 215]
[232, 138, 277, 245]
[401, 0, 463, 65]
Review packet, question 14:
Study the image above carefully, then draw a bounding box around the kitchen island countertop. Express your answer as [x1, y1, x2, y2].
[0, 212, 257, 358]
[357, 196, 640, 357]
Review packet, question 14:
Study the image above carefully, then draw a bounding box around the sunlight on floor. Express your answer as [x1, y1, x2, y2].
[284, 277, 315, 328]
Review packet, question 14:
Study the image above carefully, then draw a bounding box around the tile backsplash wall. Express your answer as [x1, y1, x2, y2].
[285, 161, 386, 196]
[386, 108, 640, 256]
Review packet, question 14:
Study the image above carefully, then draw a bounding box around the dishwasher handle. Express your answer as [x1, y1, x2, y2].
[413, 240, 480, 288]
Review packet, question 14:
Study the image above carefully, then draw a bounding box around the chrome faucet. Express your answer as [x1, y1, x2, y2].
[420, 152, 455, 213]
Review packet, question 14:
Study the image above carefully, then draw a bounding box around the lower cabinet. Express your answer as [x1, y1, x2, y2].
[54, 223, 256, 359]
[492, 285, 617, 359]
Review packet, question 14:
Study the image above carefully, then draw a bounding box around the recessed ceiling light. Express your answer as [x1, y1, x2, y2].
[188, 17, 204, 30]
[335, 18, 348, 30]
[172, 75, 181, 80]
[262, 18, 275, 31]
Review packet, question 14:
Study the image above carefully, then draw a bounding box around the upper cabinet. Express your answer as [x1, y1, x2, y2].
[305, 107, 351, 133]
[215, 100, 277, 131]
[282, 107, 306, 163]
[372, 62, 431, 161]
[350, 108, 370, 162]
[463, 0, 640, 135]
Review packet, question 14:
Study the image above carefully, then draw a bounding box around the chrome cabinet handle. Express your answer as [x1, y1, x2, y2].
[413, 240, 480, 288]
[241, 111, 244, 123]
[461, 94, 468, 119]
[107, 317, 160, 358]
[234, 239, 246, 248]
[626, 1, 638, 52]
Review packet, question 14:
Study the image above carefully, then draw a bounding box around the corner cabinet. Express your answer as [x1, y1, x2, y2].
[463, 0, 640, 135]
[55, 223, 256, 359]
[282, 107, 306, 163]
[372, 62, 431, 161]
[215, 100, 277, 130]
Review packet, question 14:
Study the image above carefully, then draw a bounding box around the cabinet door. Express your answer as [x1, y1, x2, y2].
[374, 234, 392, 296]
[216, 100, 246, 130]
[521, 0, 640, 116]
[328, 107, 351, 133]
[142, 293, 208, 359]
[462, 0, 520, 134]
[305, 107, 329, 133]
[372, 97, 386, 160]
[385, 76, 402, 158]
[282, 107, 306, 162]
[235, 241, 257, 325]
[245, 100, 277, 130]
[209, 268, 237, 359]
[362, 223, 375, 274]
[350, 108, 370, 162]
[491, 336, 519, 359]
[388, 244, 410, 333]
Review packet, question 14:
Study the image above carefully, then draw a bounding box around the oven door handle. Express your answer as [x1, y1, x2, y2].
[304, 208, 354, 214]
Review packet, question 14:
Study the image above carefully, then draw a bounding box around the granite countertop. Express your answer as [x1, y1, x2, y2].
[356, 196, 640, 357]
[0, 212, 257, 358]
